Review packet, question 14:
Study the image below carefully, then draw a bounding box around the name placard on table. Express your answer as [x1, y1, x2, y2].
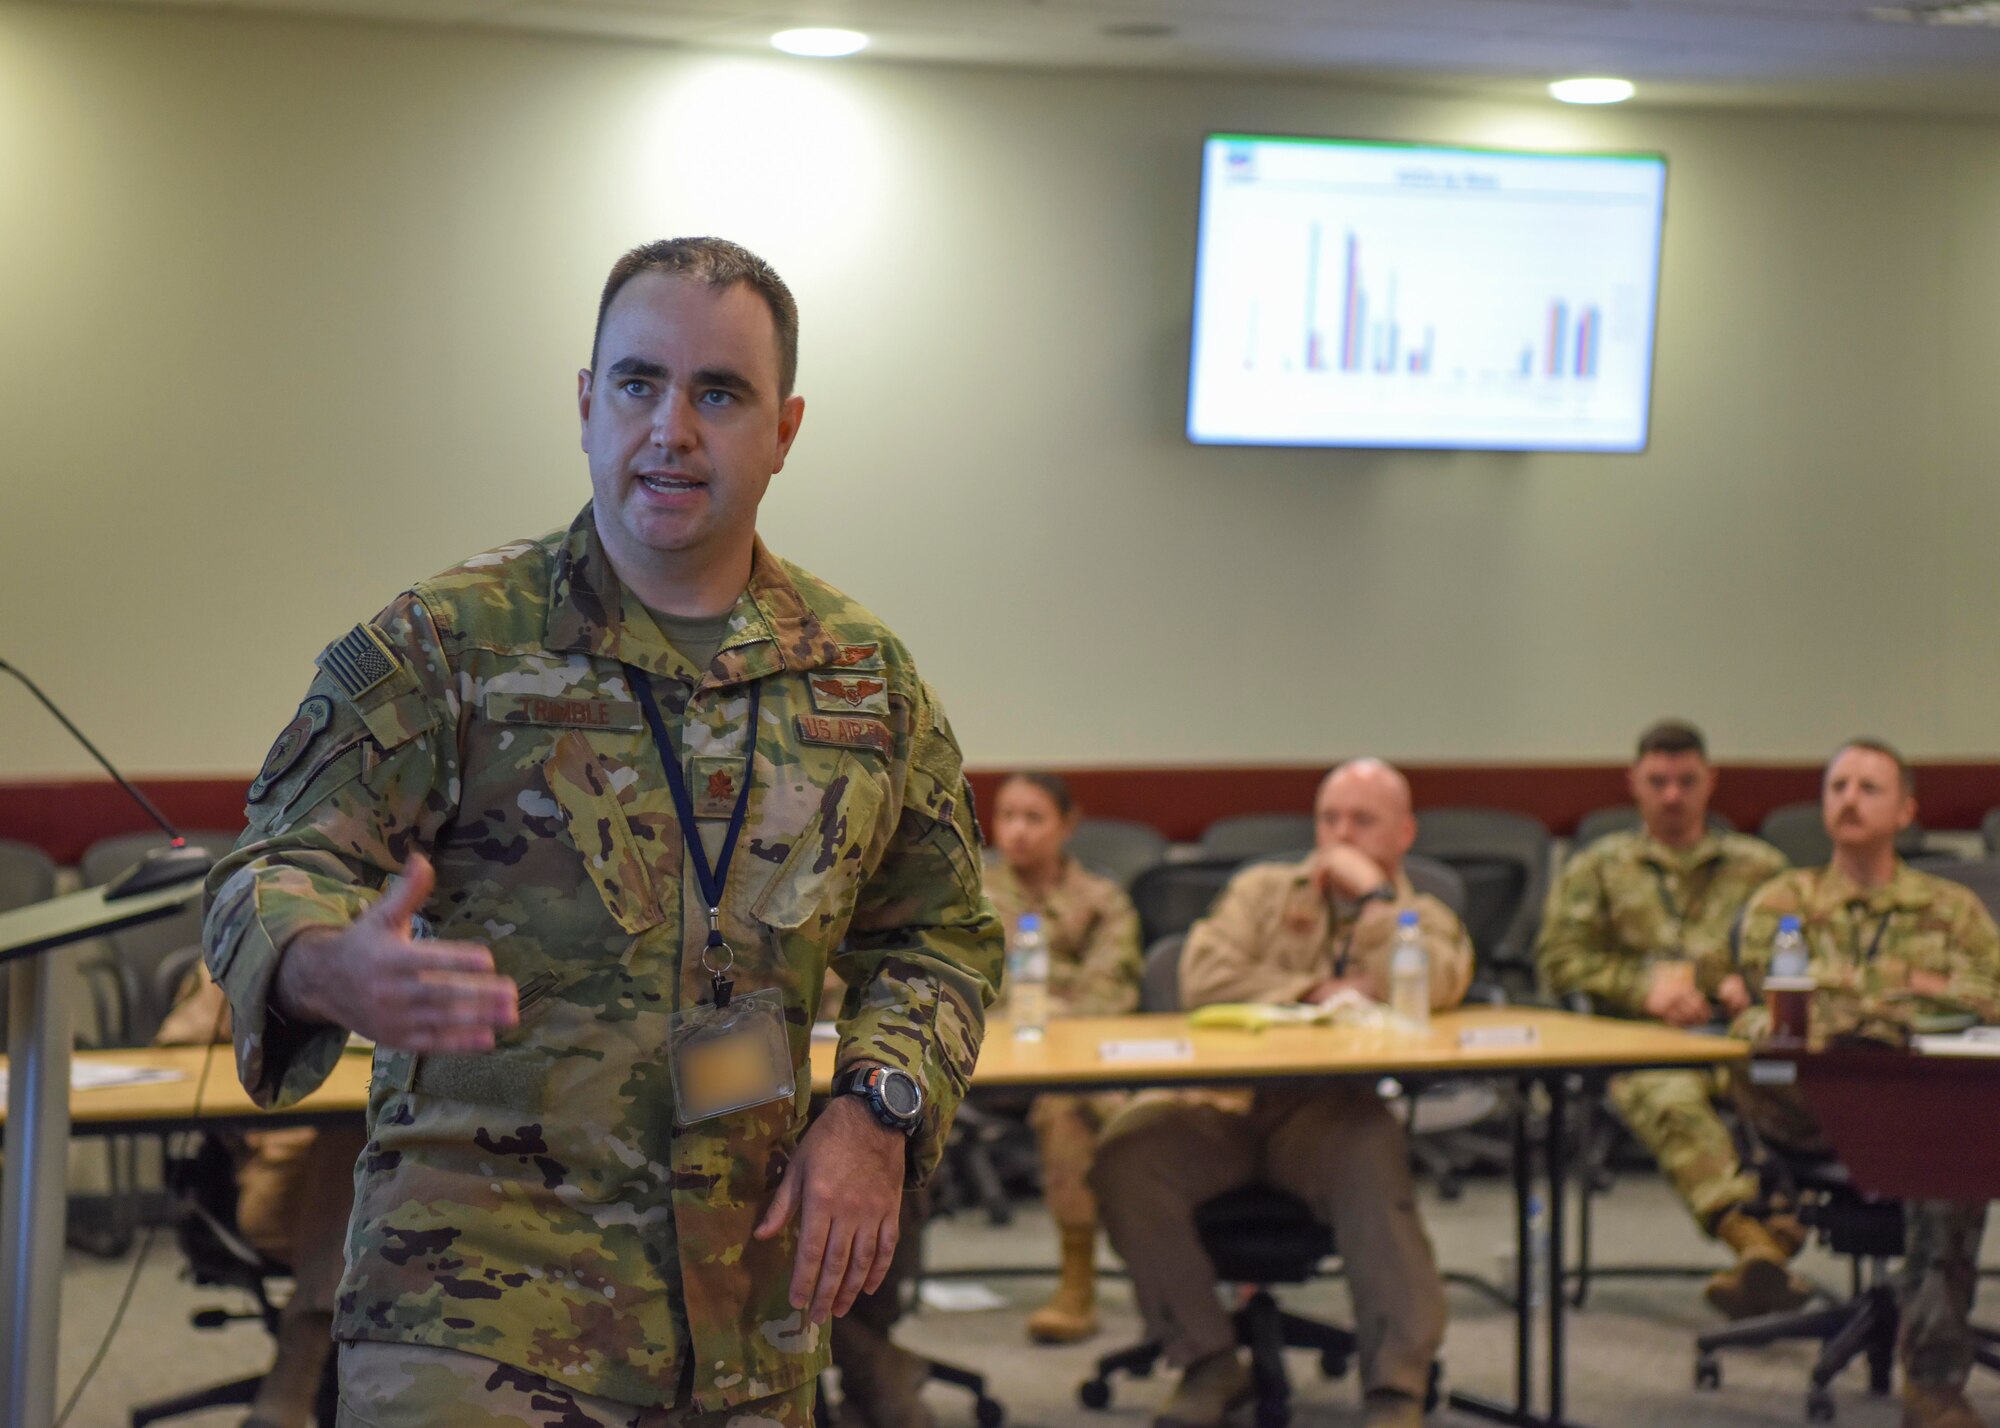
[1097, 1038, 1196, 1064]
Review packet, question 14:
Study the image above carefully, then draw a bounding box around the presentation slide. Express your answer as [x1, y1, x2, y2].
[1187, 135, 1667, 453]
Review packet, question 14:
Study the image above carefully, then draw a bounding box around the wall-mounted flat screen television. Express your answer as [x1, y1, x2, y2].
[1186, 134, 1667, 453]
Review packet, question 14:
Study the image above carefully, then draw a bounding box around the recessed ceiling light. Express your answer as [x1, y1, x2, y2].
[771, 27, 869, 58]
[1548, 77, 1636, 105]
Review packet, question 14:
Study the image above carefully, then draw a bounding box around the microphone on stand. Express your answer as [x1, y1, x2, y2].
[1, 657, 215, 899]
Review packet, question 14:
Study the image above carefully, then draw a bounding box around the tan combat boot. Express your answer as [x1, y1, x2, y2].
[1901, 1383, 1988, 1428]
[1026, 1225, 1101, 1343]
[1705, 1208, 1814, 1320]
[1155, 1348, 1253, 1428]
[833, 1320, 936, 1428]
[1362, 1388, 1426, 1427]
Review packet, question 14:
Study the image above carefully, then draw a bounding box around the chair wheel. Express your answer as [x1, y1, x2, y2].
[1425, 1362, 1444, 1412]
[1131, 1361, 1155, 1380]
[975, 1397, 1004, 1428]
[1077, 1380, 1111, 1411]
[1806, 1387, 1835, 1422]
[1320, 1351, 1349, 1379]
[1695, 1355, 1721, 1390]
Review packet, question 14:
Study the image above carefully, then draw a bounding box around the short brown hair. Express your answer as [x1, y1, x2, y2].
[1828, 738, 1915, 796]
[1635, 719, 1707, 760]
[592, 237, 800, 397]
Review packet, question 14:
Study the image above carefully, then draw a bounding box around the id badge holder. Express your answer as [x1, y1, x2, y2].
[668, 942, 795, 1127]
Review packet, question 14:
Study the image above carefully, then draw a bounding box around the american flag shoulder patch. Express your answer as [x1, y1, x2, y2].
[320, 623, 399, 700]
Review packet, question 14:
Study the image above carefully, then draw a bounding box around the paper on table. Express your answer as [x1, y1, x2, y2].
[1914, 1032, 2000, 1057]
[0, 1062, 187, 1099]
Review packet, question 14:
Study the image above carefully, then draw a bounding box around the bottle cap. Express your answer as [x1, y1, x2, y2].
[1778, 915, 1802, 934]
[1018, 913, 1041, 934]
[1398, 909, 1420, 928]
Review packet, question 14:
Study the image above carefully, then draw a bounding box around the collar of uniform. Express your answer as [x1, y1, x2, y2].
[1809, 858, 1928, 917]
[1633, 828, 1726, 873]
[704, 538, 842, 689]
[543, 509, 839, 684]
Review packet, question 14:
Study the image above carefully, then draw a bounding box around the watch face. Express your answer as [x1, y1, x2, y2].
[879, 1072, 921, 1119]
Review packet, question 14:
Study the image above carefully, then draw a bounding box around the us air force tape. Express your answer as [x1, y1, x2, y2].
[321, 623, 397, 700]
[249, 695, 332, 802]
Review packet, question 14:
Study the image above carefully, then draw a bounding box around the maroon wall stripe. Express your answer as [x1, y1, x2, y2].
[10, 763, 2000, 865]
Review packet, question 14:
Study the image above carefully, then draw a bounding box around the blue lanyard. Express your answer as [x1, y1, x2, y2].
[625, 664, 763, 1007]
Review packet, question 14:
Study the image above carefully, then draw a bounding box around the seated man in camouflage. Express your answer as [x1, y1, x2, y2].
[1091, 759, 1472, 1428]
[1734, 739, 2000, 1428]
[1537, 719, 1800, 1317]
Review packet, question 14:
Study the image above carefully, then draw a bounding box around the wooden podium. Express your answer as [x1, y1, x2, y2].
[0, 878, 203, 1428]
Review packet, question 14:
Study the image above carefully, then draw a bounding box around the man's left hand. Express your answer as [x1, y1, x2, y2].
[1716, 973, 1751, 1017]
[753, 1094, 906, 1324]
[1908, 969, 1952, 997]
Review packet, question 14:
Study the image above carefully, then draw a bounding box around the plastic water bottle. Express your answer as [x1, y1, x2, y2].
[1009, 914, 1050, 1041]
[1771, 915, 1808, 978]
[1389, 909, 1430, 1033]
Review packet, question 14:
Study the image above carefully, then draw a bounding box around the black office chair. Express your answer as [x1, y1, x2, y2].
[1572, 806, 1734, 850]
[1758, 803, 1926, 870]
[80, 828, 244, 1044]
[1082, 937, 1442, 1427]
[1409, 808, 1551, 995]
[1198, 814, 1317, 864]
[1129, 859, 1241, 948]
[1693, 1152, 1900, 1423]
[131, 1134, 337, 1427]
[1066, 817, 1169, 891]
[1983, 809, 2000, 857]
[0, 839, 60, 1050]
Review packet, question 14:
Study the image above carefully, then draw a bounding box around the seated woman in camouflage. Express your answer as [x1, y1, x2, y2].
[983, 773, 1143, 1343]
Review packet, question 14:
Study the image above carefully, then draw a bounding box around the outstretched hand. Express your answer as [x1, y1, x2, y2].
[275, 853, 518, 1052]
[753, 1093, 906, 1324]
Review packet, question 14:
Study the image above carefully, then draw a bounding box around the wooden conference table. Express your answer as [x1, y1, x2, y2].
[5, 1007, 1744, 1428]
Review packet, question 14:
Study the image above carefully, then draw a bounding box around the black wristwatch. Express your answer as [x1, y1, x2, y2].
[832, 1064, 924, 1136]
[1368, 881, 1399, 903]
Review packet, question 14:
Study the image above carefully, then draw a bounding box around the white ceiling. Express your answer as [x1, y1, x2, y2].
[59, 0, 2000, 116]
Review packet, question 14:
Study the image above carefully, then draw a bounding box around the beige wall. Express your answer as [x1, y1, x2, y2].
[3, 3, 1998, 780]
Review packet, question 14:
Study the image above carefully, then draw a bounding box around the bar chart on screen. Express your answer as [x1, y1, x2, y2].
[1188, 135, 1667, 452]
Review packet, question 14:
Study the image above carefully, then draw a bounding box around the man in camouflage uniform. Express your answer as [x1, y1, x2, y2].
[1091, 760, 1473, 1428]
[202, 238, 1003, 1428]
[1733, 740, 2000, 1428]
[1535, 720, 1800, 1317]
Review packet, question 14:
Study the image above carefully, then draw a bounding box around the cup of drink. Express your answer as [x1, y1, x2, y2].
[1763, 976, 1815, 1047]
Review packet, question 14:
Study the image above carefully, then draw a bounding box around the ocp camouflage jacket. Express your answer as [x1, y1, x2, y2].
[203, 505, 1003, 1411]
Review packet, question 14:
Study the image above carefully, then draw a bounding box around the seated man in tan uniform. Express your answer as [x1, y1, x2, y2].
[1733, 740, 2000, 1428]
[1536, 719, 1802, 1317]
[1090, 759, 1473, 1428]
[156, 966, 365, 1428]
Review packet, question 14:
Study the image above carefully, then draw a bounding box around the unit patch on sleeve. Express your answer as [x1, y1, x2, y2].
[248, 695, 332, 802]
[691, 756, 746, 819]
[320, 623, 398, 700]
[808, 673, 889, 717]
[795, 713, 894, 757]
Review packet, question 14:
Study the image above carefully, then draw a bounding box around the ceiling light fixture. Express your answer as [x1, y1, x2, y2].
[1865, 0, 2000, 21]
[1548, 77, 1636, 105]
[771, 27, 869, 58]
